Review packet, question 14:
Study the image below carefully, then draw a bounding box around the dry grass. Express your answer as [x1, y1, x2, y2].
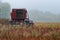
[0, 19, 60, 40]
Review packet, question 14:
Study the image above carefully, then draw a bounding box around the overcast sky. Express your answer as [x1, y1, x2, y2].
[1, 0, 60, 14]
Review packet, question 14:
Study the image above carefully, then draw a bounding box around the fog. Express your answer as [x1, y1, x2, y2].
[28, 10, 60, 22]
[2, 0, 60, 14]
[0, 0, 60, 22]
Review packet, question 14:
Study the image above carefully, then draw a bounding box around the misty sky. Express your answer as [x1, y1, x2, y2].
[1, 0, 60, 14]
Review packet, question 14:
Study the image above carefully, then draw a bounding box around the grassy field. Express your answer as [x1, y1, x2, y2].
[0, 19, 60, 40]
[0, 23, 60, 40]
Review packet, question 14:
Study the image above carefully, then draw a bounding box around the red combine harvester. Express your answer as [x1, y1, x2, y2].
[9, 8, 33, 25]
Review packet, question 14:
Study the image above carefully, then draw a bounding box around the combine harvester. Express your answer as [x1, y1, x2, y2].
[9, 8, 34, 26]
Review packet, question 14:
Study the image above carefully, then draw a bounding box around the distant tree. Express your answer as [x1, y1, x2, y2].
[0, 2, 11, 19]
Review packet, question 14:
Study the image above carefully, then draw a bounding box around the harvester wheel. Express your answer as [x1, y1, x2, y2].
[24, 19, 34, 27]
[9, 21, 16, 25]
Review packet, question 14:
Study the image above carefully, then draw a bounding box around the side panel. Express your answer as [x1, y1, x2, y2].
[23, 10, 27, 19]
[11, 9, 16, 20]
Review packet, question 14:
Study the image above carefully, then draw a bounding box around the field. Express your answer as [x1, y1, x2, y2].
[0, 19, 60, 40]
